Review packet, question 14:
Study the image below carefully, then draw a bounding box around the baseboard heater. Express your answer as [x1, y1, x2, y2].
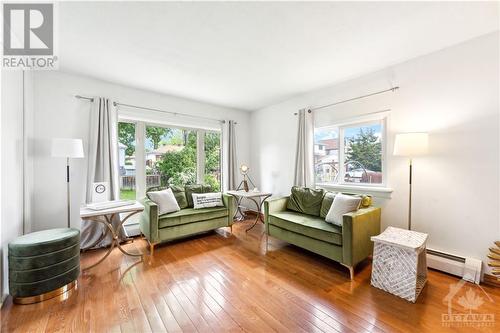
[427, 248, 482, 284]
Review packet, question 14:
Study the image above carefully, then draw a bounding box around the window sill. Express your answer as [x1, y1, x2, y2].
[316, 183, 393, 199]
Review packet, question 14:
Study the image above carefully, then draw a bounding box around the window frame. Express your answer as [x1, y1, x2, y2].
[117, 117, 223, 199]
[315, 115, 387, 188]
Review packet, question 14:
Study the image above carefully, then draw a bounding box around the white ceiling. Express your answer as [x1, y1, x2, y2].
[59, 2, 499, 111]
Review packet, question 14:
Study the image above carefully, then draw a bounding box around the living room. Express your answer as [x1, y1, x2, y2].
[1, 1, 499, 332]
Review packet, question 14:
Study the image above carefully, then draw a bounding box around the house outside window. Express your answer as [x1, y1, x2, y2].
[314, 117, 386, 187]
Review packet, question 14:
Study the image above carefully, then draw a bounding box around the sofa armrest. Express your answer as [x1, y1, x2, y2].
[264, 196, 289, 233]
[342, 207, 381, 266]
[222, 194, 236, 226]
[139, 198, 159, 243]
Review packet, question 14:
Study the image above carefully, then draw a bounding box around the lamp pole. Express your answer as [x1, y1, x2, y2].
[408, 158, 412, 230]
[66, 157, 71, 228]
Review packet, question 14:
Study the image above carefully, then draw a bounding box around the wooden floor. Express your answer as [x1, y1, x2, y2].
[2, 219, 500, 333]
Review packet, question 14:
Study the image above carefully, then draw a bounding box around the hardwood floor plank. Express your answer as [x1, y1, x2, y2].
[2, 220, 500, 333]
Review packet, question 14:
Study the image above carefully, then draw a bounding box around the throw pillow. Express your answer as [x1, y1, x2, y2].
[170, 185, 188, 209]
[192, 192, 224, 209]
[320, 192, 337, 218]
[185, 184, 212, 207]
[147, 188, 180, 215]
[286, 186, 325, 216]
[325, 193, 362, 226]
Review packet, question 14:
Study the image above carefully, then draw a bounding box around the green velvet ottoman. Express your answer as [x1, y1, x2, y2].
[8, 228, 80, 304]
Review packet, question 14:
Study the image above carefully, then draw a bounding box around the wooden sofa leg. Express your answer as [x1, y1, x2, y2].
[149, 243, 157, 256]
[341, 263, 354, 280]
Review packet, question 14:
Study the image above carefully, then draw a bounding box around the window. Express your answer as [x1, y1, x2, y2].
[204, 131, 221, 191]
[314, 118, 385, 186]
[118, 121, 137, 199]
[118, 120, 222, 199]
[146, 126, 197, 188]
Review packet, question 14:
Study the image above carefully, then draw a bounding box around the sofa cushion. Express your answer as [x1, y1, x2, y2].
[147, 188, 180, 215]
[325, 194, 361, 226]
[268, 211, 342, 246]
[159, 207, 227, 228]
[320, 192, 337, 218]
[286, 186, 325, 216]
[170, 185, 188, 209]
[319, 192, 372, 218]
[185, 184, 212, 208]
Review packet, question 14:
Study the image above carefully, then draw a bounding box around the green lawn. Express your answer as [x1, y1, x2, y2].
[120, 189, 136, 200]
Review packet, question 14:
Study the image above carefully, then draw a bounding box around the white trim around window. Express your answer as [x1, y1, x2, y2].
[314, 112, 390, 192]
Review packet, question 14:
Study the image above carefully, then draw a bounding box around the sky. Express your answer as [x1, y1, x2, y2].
[314, 123, 381, 142]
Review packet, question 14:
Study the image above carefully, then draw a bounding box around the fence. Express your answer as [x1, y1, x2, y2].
[120, 175, 161, 190]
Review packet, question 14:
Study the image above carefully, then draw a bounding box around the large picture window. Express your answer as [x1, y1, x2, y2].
[118, 120, 222, 199]
[314, 118, 385, 186]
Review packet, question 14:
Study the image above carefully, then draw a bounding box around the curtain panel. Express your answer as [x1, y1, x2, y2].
[80, 97, 124, 249]
[294, 109, 315, 187]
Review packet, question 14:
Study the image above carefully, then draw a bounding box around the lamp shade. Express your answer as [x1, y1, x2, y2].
[51, 138, 84, 158]
[393, 133, 428, 156]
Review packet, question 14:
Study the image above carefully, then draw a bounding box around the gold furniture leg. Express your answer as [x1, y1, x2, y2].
[82, 211, 143, 271]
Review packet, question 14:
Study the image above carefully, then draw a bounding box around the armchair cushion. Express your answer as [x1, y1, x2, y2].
[268, 211, 342, 246]
[286, 186, 325, 216]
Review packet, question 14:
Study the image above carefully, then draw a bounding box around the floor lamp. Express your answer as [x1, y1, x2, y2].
[393, 133, 428, 230]
[51, 138, 84, 228]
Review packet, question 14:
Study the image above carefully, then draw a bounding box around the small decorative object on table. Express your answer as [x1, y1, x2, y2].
[237, 164, 255, 192]
[227, 190, 271, 231]
[488, 240, 500, 279]
[371, 226, 428, 303]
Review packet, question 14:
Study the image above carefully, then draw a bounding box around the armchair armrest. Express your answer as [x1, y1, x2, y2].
[264, 196, 289, 233]
[139, 197, 159, 243]
[342, 207, 381, 266]
[222, 194, 236, 226]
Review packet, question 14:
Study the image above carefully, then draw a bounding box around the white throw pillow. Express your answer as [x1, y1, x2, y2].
[147, 188, 180, 215]
[192, 192, 224, 209]
[325, 193, 362, 226]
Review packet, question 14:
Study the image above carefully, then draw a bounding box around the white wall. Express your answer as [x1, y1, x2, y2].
[251, 32, 499, 274]
[1, 71, 25, 299]
[30, 71, 251, 231]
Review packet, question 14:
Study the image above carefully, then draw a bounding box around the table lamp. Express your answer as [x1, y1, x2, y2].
[240, 164, 250, 192]
[393, 132, 428, 230]
[51, 138, 84, 228]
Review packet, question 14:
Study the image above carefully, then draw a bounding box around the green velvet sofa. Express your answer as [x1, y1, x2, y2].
[140, 185, 235, 254]
[264, 190, 381, 279]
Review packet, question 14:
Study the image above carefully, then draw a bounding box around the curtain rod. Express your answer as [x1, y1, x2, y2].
[75, 95, 229, 124]
[294, 86, 399, 115]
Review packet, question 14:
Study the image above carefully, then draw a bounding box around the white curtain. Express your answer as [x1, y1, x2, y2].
[80, 97, 124, 249]
[227, 120, 238, 190]
[294, 109, 315, 187]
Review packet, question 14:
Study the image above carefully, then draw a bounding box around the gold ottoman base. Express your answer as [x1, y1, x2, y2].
[13, 280, 77, 305]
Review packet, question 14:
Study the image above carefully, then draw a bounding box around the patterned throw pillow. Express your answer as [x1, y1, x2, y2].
[192, 192, 224, 209]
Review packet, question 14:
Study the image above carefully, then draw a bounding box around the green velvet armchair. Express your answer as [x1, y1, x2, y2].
[140, 193, 235, 254]
[264, 193, 381, 279]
